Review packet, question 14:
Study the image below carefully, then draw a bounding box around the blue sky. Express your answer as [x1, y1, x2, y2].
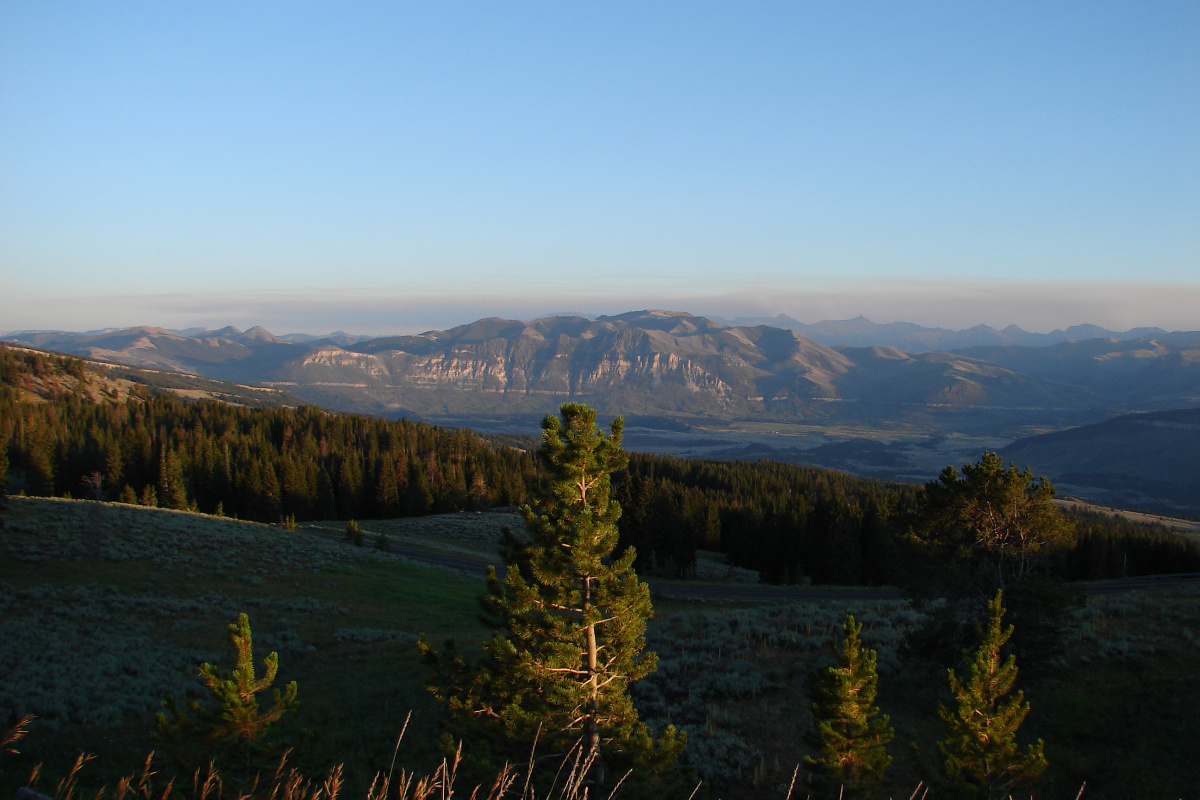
[2, 2, 1197, 335]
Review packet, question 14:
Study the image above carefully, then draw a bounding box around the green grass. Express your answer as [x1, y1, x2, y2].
[3, 498, 1199, 799]
[305, 511, 525, 562]
[0, 497, 488, 795]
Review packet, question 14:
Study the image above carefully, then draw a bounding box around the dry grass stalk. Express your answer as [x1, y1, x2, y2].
[53, 753, 98, 800]
[22, 743, 640, 800]
[3, 714, 36, 755]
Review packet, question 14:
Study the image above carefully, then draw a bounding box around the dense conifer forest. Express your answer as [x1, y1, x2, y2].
[0, 350, 536, 522]
[3, 344, 1198, 585]
[615, 453, 917, 584]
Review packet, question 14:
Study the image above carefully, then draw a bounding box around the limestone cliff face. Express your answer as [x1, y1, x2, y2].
[337, 313, 849, 413]
[274, 311, 1078, 419]
[4, 311, 1107, 421]
[296, 348, 390, 385]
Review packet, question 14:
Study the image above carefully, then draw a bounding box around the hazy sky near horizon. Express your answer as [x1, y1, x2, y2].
[2, 2, 1198, 335]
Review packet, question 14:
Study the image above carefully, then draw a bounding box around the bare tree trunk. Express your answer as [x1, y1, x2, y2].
[583, 574, 604, 795]
[82, 472, 105, 559]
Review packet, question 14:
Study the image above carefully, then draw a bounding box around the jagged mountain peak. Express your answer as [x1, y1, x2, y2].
[5, 313, 1197, 432]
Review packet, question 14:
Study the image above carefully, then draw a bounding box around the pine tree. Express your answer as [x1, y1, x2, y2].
[917, 452, 1071, 588]
[422, 403, 683, 795]
[156, 612, 298, 772]
[804, 615, 893, 797]
[938, 591, 1046, 799]
[158, 446, 188, 510]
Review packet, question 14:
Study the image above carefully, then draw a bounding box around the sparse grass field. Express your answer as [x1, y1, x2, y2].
[1055, 499, 1200, 536]
[304, 511, 525, 562]
[0, 497, 488, 795]
[2, 498, 1199, 799]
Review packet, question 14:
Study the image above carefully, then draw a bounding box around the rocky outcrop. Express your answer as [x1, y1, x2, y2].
[9, 310, 1193, 423]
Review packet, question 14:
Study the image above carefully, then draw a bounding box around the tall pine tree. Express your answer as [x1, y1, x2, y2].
[937, 591, 1047, 799]
[804, 615, 893, 797]
[422, 403, 683, 796]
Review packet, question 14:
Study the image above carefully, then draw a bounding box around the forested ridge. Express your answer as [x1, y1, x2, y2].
[0, 346, 537, 521]
[3, 344, 1197, 584]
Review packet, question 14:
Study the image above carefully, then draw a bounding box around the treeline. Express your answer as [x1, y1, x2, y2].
[1, 347, 536, 521]
[1062, 509, 1200, 579]
[615, 450, 1200, 584]
[615, 453, 918, 584]
[3, 344, 1198, 584]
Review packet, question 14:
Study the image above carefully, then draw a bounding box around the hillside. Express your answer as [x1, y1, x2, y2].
[3, 497, 1200, 799]
[5, 346, 1200, 797]
[1002, 407, 1200, 512]
[0, 343, 304, 408]
[0, 497, 489, 794]
[0, 344, 537, 521]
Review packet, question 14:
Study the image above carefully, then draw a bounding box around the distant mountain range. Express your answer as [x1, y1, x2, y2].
[5, 310, 1200, 511]
[723, 314, 1183, 351]
[5, 310, 1198, 426]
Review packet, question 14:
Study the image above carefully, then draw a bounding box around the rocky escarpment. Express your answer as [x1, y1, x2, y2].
[9, 311, 1190, 425]
[318, 312, 859, 416]
[258, 311, 1079, 422]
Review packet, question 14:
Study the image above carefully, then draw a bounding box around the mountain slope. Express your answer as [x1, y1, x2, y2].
[272, 311, 1084, 423]
[0, 342, 304, 408]
[730, 314, 1173, 351]
[1, 326, 313, 382]
[1001, 407, 1200, 511]
[285, 311, 857, 417]
[5, 313, 1199, 432]
[956, 336, 1200, 409]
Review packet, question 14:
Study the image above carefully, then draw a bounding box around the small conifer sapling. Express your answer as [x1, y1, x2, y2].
[937, 591, 1046, 799]
[156, 612, 298, 771]
[804, 615, 893, 797]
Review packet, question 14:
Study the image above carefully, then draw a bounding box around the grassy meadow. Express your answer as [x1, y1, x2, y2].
[2, 497, 1199, 798]
[0, 498, 490, 795]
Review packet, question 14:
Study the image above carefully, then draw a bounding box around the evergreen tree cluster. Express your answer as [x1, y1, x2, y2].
[1062, 508, 1200, 578]
[912, 452, 1073, 588]
[616, 453, 918, 584]
[1, 346, 535, 521]
[806, 597, 1046, 799]
[618, 451, 1200, 586]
